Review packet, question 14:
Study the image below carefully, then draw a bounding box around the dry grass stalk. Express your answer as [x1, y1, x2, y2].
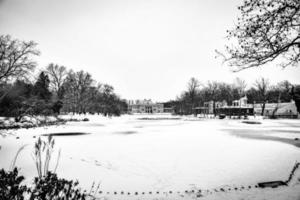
[33, 136, 59, 178]
[10, 144, 27, 171]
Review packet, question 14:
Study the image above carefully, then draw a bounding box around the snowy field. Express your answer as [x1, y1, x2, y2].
[1, 114, 300, 199]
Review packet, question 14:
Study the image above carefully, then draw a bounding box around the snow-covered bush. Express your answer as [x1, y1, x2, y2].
[0, 136, 87, 200]
[0, 168, 87, 200]
[30, 172, 86, 200]
[0, 168, 29, 200]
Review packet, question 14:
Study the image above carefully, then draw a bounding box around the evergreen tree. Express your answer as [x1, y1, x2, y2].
[34, 72, 52, 101]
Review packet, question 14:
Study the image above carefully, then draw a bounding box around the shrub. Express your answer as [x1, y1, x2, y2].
[52, 100, 63, 115]
[0, 168, 29, 200]
[82, 118, 89, 122]
[29, 172, 86, 200]
[0, 168, 87, 200]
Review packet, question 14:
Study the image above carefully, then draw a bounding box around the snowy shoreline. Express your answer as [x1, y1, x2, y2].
[0, 115, 89, 131]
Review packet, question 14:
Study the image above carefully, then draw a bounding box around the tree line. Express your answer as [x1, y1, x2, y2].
[0, 35, 127, 119]
[165, 77, 300, 116]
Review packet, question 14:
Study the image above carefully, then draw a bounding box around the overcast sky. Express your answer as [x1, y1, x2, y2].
[1, 0, 300, 101]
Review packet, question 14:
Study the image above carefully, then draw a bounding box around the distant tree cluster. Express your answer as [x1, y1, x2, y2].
[167, 77, 298, 116]
[60, 69, 127, 116]
[0, 35, 127, 118]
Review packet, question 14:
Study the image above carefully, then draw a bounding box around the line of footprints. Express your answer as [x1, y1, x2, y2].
[87, 185, 261, 198]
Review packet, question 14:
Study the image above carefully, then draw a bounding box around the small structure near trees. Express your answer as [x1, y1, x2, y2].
[194, 95, 298, 119]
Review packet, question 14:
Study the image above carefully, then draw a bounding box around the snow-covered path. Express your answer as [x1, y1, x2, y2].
[1, 114, 300, 199]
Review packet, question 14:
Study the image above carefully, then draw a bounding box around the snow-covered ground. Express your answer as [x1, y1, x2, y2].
[0, 114, 300, 199]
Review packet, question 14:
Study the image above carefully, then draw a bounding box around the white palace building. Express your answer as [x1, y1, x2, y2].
[127, 99, 164, 114]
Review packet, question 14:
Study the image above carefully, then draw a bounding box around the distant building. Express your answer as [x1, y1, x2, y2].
[163, 107, 174, 113]
[127, 99, 164, 114]
[232, 96, 248, 107]
[194, 96, 298, 118]
[253, 100, 298, 118]
[195, 96, 253, 116]
[201, 100, 228, 114]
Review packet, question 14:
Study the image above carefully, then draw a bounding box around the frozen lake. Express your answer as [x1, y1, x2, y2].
[0, 114, 300, 193]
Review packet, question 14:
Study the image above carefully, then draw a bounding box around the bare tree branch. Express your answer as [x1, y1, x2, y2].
[219, 0, 300, 71]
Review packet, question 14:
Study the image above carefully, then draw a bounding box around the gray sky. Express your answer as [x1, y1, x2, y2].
[1, 0, 300, 101]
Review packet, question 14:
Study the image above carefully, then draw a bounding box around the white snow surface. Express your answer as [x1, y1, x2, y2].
[1, 114, 300, 199]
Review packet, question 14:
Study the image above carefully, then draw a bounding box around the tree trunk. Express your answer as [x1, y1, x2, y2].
[291, 86, 300, 114]
[213, 101, 216, 117]
[261, 102, 266, 116]
[295, 100, 300, 114]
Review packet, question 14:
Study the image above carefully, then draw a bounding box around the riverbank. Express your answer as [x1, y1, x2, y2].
[0, 115, 89, 131]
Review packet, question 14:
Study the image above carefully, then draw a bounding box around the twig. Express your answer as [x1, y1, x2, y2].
[53, 149, 61, 173]
[10, 144, 27, 171]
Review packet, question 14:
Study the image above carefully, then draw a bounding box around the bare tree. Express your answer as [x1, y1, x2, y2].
[276, 80, 292, 102]
[0, 35, 40, 82]
[219, 0, 300, 71]
[205, 81, 220, 116]
[254, 78, 270, 116]
[234, 78, 247, 98]
[187, 77, 200, 111]
[63, 70, 94, 113]
[45, 63, 67, 98]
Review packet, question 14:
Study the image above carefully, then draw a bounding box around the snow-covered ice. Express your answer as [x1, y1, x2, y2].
[0, 114, 300, 199]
